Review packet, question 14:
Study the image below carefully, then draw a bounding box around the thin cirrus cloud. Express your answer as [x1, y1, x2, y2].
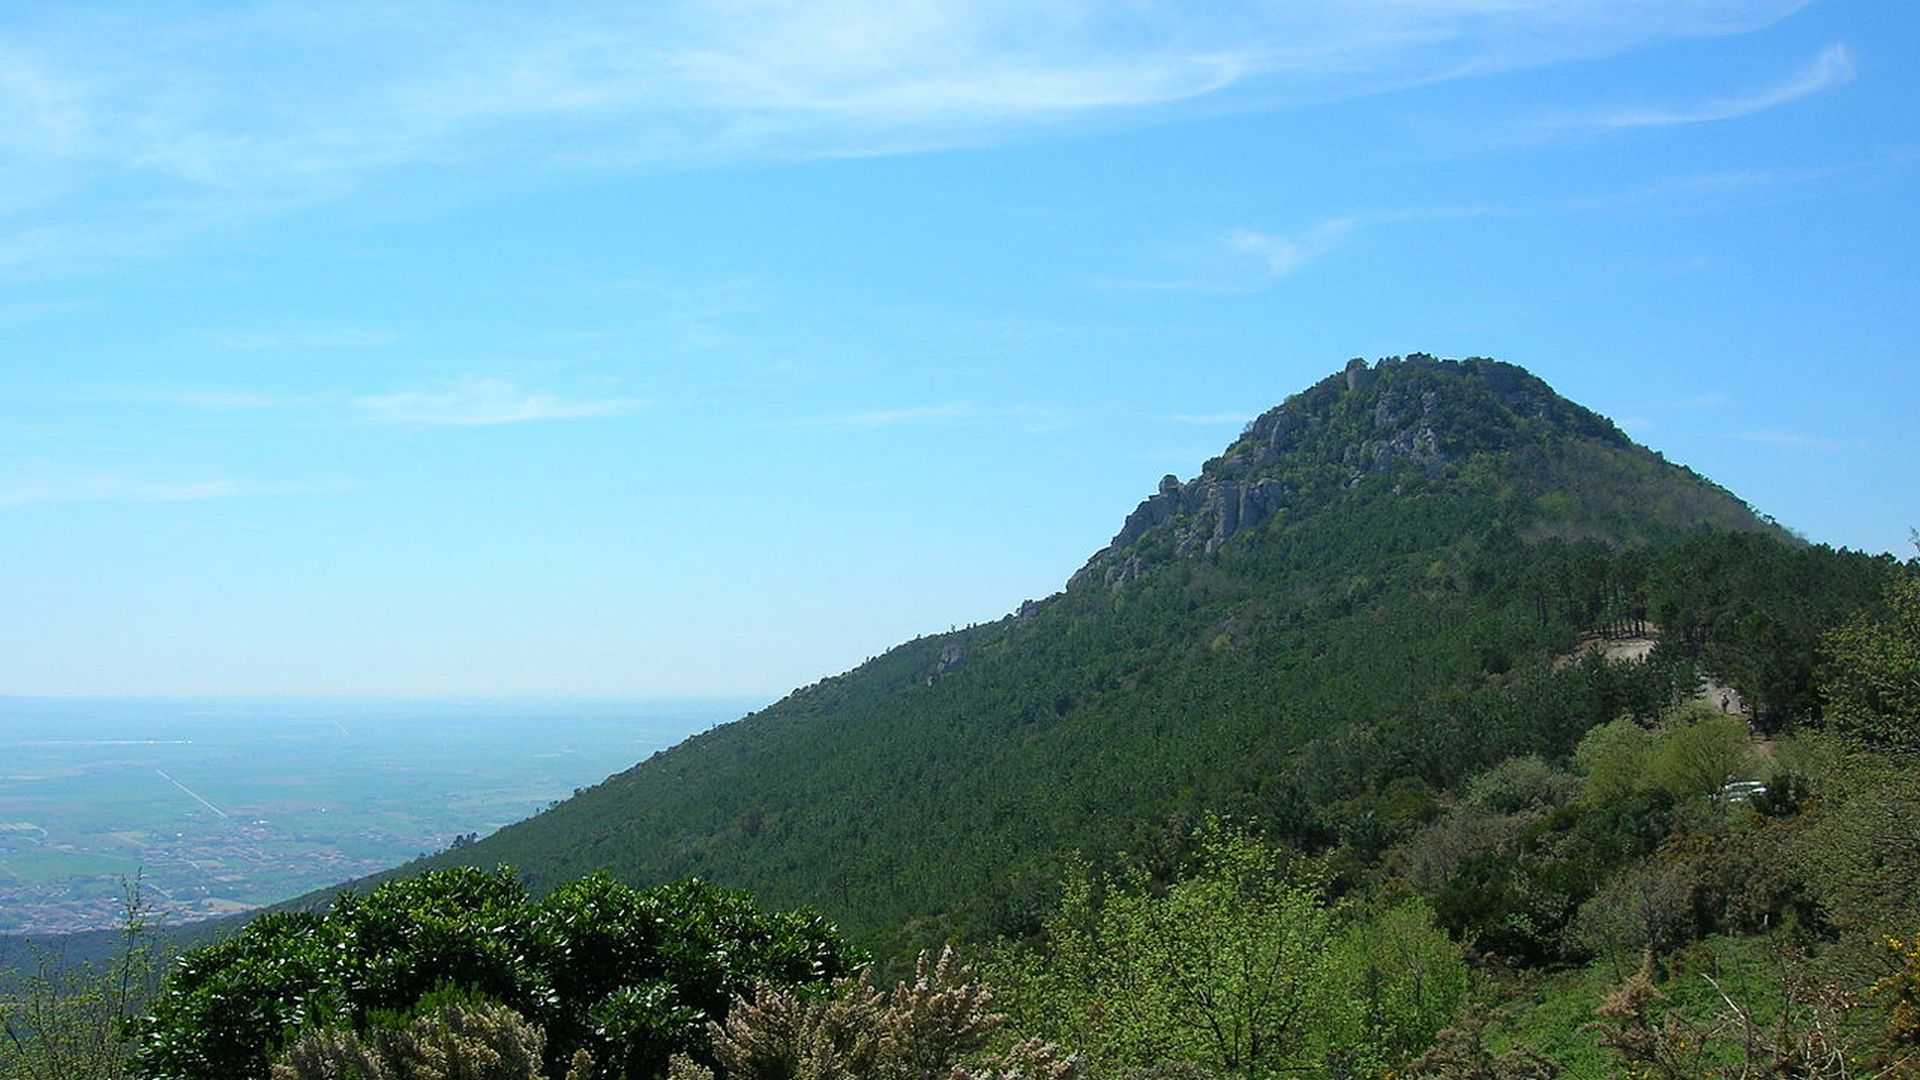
[213, 327, 401, 351]
[802, 402, 978, 430]
[802, 401, 1076, 432]
[1131, 147, 1876, 295]
[0, 472, 341, 510]
[1729, 429, 1844, 451]
[1649, 390, 1730, 410]
[0, 1, 1810, 275]
[1538, 42, 1854, 133]
[1169, 412, 1252, 426]
[1228, 218, 1359, 280]
[126, 387, 323, 410]
[353, 377, 645, 427]
[1101, 216, 1363, 293]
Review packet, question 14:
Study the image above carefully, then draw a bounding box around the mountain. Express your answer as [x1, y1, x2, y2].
[15, 352, 1917, 1080]
[1074, 355, 1755, 589]
[366, 354, 1851, 955]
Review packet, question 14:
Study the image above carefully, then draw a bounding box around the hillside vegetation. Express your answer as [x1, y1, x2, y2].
[409, 358, 1886, 950]
[8, 356, 1916, 1079]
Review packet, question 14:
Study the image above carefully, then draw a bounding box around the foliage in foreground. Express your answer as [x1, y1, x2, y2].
[15, 564, 1913, 1080]
[989, 822, 1468, 1079]
[667, 948, 1077, 1080]
[271, 991, 589, 1080]
[1822, 573, 1920, 751]
[135, 868, 857, 1080]
[0, 882, 159, 1080]
[271, 951, 1075, 1080]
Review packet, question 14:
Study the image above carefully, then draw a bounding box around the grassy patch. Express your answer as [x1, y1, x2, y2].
[0, 849, 142, 885]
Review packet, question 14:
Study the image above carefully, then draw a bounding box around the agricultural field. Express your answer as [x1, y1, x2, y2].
[0, 697, 750, 933]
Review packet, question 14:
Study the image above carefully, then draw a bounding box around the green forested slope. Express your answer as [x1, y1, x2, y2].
[13, 355, 1915, 1080]
[391, 356, 1895, 953]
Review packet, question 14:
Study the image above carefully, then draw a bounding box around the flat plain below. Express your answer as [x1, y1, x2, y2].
[0, 697, 755, 934]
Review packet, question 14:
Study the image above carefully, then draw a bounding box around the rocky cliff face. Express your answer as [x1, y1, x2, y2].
[1069, 354, 1625, 589]
[1069, 471, 1293, 588]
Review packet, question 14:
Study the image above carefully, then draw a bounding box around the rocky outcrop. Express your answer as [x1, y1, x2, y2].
[1344, 356, 1375, 392]
[927, 643, 967, 683]
[1069, 354, 1602, 590]
[1069, 470, 1292, 588]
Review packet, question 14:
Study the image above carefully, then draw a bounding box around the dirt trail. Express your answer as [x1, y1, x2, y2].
[1564, 630, 1770, 756]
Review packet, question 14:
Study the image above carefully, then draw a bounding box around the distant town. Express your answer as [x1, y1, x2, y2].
[0, 816, 441, 934]
[0, 700, 738, 936]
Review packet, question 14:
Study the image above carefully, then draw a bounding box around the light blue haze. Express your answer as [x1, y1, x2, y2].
[1, 1, 1914, 696]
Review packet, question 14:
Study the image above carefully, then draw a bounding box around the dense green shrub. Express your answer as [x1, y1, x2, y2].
[989, 822, 1466, 1078]
[1462, 755, 1579, 816]
[1820, 574, 1920, 750]
[135, 868, 858, 1080]
[1648, 708, 1755, 803]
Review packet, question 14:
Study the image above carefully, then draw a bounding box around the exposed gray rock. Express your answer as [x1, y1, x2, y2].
[1072, 471, 1292, 588]
[931, 643, 966, 680]
[1344, 357, 1375, 393]
[1072, 356, 1498, 590]
[1068, 354, 1636, 593]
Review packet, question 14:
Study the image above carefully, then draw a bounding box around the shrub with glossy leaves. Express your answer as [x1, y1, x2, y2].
[138, 911, 350, 1078]
[136, 868, 858, 1080]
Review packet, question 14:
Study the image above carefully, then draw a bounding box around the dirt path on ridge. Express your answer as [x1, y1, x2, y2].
[1563, 630, 1773, 760]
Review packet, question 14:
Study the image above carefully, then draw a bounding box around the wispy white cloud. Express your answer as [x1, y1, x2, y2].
[1102, 215, 1372, 293]
[1651, 390, 1729, 410]
[1228, 219, 1358, 279]
[1105, 216, 1359, 292]
[131, 389, 314, 410]
[999, 404, 1080, 433]
[0, 0, 1809, 276]
[1109, 140, 1890, 292]
[212, 327, 399, 351]
[1348, 160, 1860, 233]
[354, 376, 645, 427]
[1129, 448, 1222, 467]
[801, 402, 977, 429]
[1538, 42, 1854, 133]
[1136, 147, 1882, 294]
[802, 401, 1075, 432]
[1604, 390, 1726, 423]
[0, 297, 89, 327]
[0, 472, 344, 510]
[1729, 428, 1845, 450]
[1169, 412, 1251, 426]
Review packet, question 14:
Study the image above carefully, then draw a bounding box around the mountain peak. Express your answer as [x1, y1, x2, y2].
[1072, 355, 1743, 589]
[298, 350, 1816, 957]
[1220, 354, 1628, 473]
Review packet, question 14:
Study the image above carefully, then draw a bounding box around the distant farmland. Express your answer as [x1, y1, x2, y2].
[0, 697, 751, 933]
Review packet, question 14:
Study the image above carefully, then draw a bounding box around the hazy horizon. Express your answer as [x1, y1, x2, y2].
[0, 695, 754, 933]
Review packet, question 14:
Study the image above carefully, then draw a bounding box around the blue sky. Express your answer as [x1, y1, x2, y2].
[1, 0, 1914, 697]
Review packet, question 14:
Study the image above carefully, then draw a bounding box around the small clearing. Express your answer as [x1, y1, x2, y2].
[1559, 629, 1755, 725]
